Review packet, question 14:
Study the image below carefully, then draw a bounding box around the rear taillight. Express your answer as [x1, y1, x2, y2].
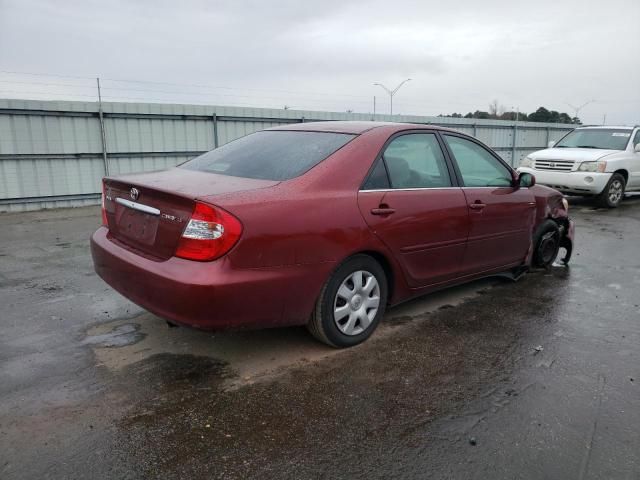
[175, 202, 243, 261]
[101, 181, 108, 226]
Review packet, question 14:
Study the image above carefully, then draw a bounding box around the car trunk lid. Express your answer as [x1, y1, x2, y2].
[103, 168, 278, 260]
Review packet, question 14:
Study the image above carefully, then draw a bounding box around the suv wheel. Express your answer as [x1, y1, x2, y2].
[597, 173, 625, 208]
[308, 255, 388, 348]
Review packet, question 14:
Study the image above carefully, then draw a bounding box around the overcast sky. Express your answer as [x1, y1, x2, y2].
[1, 0, 639, 124]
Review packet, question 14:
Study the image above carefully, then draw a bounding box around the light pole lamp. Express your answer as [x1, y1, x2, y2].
[373, 78, 412, 116]
[565, 100, 594, 122]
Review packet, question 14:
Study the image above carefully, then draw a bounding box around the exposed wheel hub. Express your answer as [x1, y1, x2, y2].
[539, 231, 559, 264]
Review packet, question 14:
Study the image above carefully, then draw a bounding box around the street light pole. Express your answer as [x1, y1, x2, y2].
[373, 78, 412, 116]
[565, 99, 594, 122]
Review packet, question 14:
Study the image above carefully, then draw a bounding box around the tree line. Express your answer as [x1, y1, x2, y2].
[438, 101, 580, 124]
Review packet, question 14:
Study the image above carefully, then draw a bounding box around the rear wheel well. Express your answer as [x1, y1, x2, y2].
[613, 169, 628, 183]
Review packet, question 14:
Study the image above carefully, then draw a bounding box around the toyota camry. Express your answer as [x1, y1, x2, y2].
[91, 121, 574, 347]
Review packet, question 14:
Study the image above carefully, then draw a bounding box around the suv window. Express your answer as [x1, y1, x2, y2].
[555, 128, 632, 150]
[633, 129, 640, 149]
[443, 135, 512, 187]
[181, 131, 355, 181]
[381, 133, 451, 189]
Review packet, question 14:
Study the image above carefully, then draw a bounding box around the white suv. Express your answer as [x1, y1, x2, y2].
[518, 126, 640, 207]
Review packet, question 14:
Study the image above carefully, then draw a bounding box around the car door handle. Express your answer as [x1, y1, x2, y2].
[469, 202, 486, 210]
[371, 208, 396, 216]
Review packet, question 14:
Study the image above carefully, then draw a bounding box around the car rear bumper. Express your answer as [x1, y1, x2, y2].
[90, 227, 331, 330]
[518, 167, 610, 195]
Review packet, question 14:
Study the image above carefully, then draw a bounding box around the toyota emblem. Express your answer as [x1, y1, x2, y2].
[130, 187, 139, 201]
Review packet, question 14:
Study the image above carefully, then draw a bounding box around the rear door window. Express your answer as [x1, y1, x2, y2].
[381, 133, 452, 189]
[182, 130, 355, 181]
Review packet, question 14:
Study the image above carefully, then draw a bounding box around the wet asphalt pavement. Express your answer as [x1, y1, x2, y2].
[1, 197, 639, 480]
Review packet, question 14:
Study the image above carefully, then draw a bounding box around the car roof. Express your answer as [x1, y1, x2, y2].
[267, 120, 458, 135]
[577, 125, 636, 130]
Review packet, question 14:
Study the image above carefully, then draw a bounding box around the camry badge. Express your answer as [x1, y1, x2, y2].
[161, 213, 183, 223]
[130, 187, 139, 201]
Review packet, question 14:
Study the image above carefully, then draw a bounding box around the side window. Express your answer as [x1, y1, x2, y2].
[633, 130, 640, 149]
[362, 158, 390, 190]
[443, 135, 513, 187]
[382, 133, 452, 189]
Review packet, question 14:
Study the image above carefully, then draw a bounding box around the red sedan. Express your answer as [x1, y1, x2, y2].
[91, 122, 574, 347]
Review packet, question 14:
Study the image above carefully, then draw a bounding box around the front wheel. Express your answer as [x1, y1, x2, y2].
[308, 255, 388, 348]
[597, 173, 625, 208]
[532, 220, 561, 268]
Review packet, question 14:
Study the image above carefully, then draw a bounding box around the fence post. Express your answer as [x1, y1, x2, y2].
[545, 126, 550, 147]
[212, 113, 219, 148]
[473, 123, 477, 137]
[511, 122, 517, 166]
[96, 77, 109, 176]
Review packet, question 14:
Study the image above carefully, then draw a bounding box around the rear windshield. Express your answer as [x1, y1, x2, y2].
[181, 130, 356, 181]
[555, 129, 632, 150]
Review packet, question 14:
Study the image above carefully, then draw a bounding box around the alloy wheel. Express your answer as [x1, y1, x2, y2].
[608, 179, 623, 205]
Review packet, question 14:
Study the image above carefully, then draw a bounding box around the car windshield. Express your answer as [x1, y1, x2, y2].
[555, 129, 631, 150]
[181, 130, 355, 181]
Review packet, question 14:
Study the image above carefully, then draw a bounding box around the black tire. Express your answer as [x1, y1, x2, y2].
[596, 173, 625, 208]
[308, 254, 388, 348]
[532, 220, 561, 268]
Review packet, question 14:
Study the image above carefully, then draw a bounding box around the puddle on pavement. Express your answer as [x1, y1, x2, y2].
[84, 313, 343, 389]
[118, 353, 231, 407]
[84, 323, 146, 348]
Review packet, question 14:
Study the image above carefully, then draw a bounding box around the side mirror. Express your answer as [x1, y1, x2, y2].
[634, 143, 640, 153]
[518, 172, 535, 188]
[548, 140, 556, 148]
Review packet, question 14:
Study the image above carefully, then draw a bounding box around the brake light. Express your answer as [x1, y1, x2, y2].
[175, 202, 243, 261]
[101, 181, 108, 226]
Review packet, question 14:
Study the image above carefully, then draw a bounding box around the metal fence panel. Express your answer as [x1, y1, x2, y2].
[218, 120, 275, 145]
[0, 98, 575, 212]
[0, 155, 105, 200]
[105, 117, 213, 153]
[108, 155, 195, 176]
[0, 113, 102, 155]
